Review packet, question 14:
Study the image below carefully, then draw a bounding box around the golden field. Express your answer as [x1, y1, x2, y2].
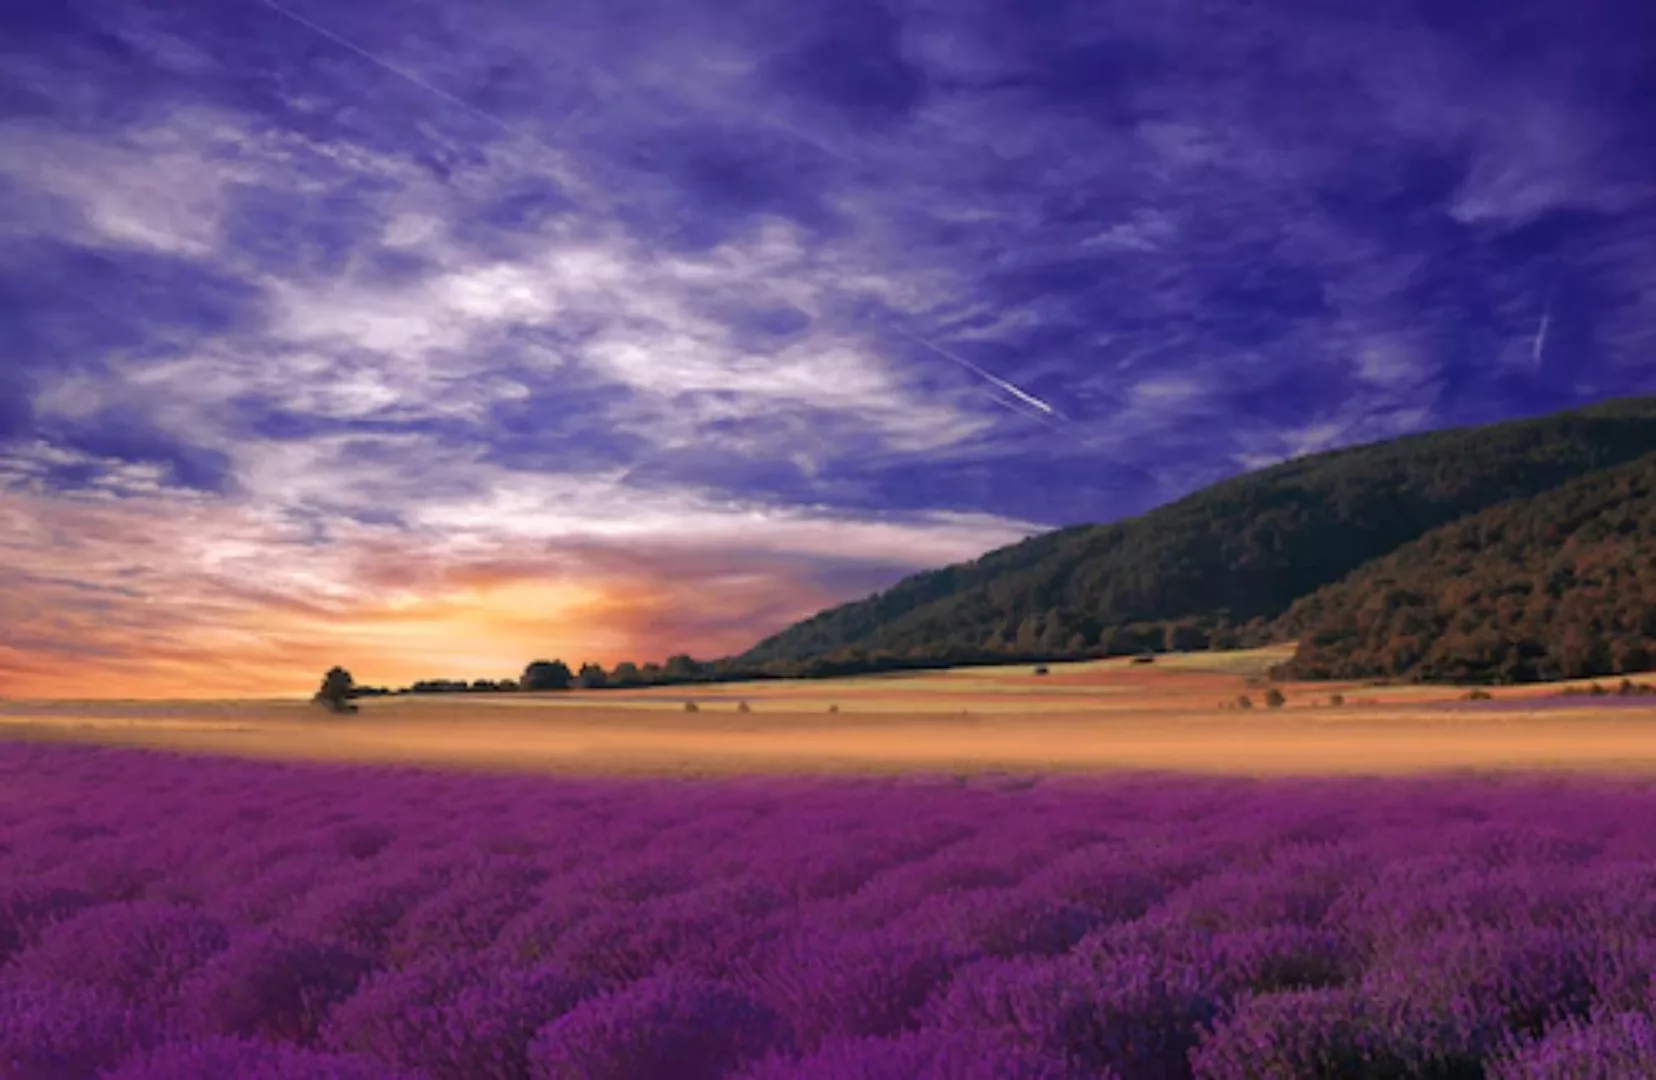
[4, 646, 1655, 777]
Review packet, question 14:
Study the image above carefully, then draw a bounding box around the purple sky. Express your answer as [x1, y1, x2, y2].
[2, 0, 1654, 695]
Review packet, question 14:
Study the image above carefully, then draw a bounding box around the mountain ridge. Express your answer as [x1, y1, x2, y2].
[735, 395, 1656, 683]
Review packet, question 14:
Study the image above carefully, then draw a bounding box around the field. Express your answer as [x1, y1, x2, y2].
[5, 647, 1656, 778]
[6, 742, 1656, 1078]
[7, 648, 1656, 1078]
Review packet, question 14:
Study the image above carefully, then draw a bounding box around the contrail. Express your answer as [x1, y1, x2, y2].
[253, 0, 532, 141]
[1532, 292, 1553, 368]
[893, 328, 1062, 418]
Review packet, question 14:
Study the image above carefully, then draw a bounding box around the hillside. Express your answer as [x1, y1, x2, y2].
[1274, 451, 1656, 683]
[737, 396, 1656, 670]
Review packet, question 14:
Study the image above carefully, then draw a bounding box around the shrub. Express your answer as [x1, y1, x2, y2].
[1034, 666, 1050, 676]
[0, 980, 161, 1079]
[0, 883, 99, 964]
[1263, 688, 1286, 708]
[1329, 693, 1345, 706]
[737, 701, 752, 712]
[527, 972, 790, 1080]
[737, 927, 959, 1050]
[921, 950, 1222, 1077]
[324, 956, 593, 1079]
[894, 888, 1102, 960]
[1490, 1010, 1656, 1078]
[1466, 689, 1494, 701]
[683, 701, 699, 713]
[1189, 986, 1485, 1079]
[175, 930, 373, 1045]
[288, 871, 440, 956]
[7, 900, 230, 1004]
[736, 1030, 1084, 1079]
[1236, 695, 1254, 709]
[102, 1036, 419, 1080]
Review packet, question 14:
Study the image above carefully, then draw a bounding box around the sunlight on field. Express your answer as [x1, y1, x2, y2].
[6, 645, 1656, 777]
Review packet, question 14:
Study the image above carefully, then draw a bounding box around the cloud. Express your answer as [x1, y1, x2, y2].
[2, 0, 1654, 694]
[0, 483, 1039, 698]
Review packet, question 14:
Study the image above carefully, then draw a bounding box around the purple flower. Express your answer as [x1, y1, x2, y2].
[100, 1036, 425, 1079]
[1492, 1011, 1656, 1078]
[527, 972, 790, 1080]
[0, 980, 161, 1080]
[737, 926, 961, 1050]
[174, 930, 373, 1045]
[323, 954, 592, 1079]
[6, 900, 229, 1004]
[736, 1030, 1087, 1080]
[1189, 986, 1487, 1079]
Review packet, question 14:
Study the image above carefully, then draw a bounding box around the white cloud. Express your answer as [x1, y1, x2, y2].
[0, 113, 254, 256]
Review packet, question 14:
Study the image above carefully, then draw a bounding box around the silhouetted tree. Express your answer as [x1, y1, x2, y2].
[521, 659, 573, 691]
[576, 662, 608, 689]
[313, 667, 358, 714]
[664, 654, 702, 681]
[610, 661, 642, 686]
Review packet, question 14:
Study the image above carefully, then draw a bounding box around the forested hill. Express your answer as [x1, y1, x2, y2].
[737, 396, 1656, 670]
[1274, 451, 1656, 684]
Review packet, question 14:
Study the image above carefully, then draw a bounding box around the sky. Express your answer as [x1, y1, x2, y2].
[2, 0, 1654, 698]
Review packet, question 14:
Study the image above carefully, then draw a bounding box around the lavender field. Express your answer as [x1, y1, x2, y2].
[4, 742, 1656, 1078]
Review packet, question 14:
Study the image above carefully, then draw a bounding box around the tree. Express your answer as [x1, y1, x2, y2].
[664, 654, 702, 681]
[576, 662, 608, 689]
[610, 661, 642, 686]
[313, 667, 358, 714]
[521, 659, 573, 691]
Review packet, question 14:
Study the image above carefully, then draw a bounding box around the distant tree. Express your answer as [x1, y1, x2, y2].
[640, 662, 664, 684]
[576, 662, 608, 689]
[1163, 622, 1208, 652]
[313, 667, 358, 714]
[1235, 694, 1254, 709]
[1263, 687, 1286, 708]
[1208, 625, 1243, 651]
[664, 654, 702, 681]
[610, 661, 642, 687]
[521, 659, 573, 691]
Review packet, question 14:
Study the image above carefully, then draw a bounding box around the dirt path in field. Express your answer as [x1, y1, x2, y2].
[4, 648, 1654, 776]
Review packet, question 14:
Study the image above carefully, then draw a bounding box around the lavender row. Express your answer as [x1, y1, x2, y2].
[4, 742, 1656, 1078]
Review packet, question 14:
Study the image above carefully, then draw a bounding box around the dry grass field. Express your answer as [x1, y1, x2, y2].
[4, 645, 1655, 776]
